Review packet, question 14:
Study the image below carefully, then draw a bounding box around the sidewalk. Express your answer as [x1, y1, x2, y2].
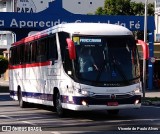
[145, 90, 160, 98]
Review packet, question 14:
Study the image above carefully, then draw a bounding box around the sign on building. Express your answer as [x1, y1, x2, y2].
[15, 0, 52, 13]
[16, 0, 36, 13]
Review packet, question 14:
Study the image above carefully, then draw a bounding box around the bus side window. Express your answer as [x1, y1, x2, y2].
[37, 39, 47, 62]
[31, 41, 37, 63]
[17, 46, 20, 64]
[9, 48, 13, 65]
[47, 35, 58, 63]
[19, 45, 25, 64]
[12, 47, 18, 65]
[58, 32, 73, 76]
[12, 48, 16, 65]
[24, 44, 31, 64]
[16, 45, 24, 65]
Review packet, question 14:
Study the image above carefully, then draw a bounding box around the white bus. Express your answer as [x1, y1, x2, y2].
[9, 23, 142, 117]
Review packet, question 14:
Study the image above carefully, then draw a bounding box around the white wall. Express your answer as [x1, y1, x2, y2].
[63, 0, 104, 14]
[16, 0, 53, 13]
[15, 0, 155, 14]
[0, 1, 6, 12]
[0, 0, 14, 50]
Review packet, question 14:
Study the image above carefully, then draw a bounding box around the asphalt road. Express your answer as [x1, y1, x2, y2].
[0, 93, 160, 134]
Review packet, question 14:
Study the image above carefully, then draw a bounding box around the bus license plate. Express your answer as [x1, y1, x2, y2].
[107, 102, 118, 106]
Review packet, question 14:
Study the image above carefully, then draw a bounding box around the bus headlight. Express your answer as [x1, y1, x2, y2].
[134, 88, 141, 94]
[130, 88, 141, 95]
[81, 90, 95, 97]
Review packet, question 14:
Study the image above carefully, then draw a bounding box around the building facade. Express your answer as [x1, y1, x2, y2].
[63, 0, 154, 14]
[15, 0, 155, 14]
[155, 0, 160, 42]
[0, 0, 14, 55]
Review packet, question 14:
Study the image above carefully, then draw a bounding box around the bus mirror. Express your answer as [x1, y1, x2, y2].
[136, 40, 149, 60]
[66, 38, 76, 60]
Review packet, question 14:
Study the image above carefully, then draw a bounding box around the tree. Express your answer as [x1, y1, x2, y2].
[103, 0, 131, 15]
[95, 0, 154, 40]
[148, 3, 154, 16]
[0, 55, 8, 75]
[95, 0, 154, 16]
[130, 2, 145, 15]
[96, 7, 105, 15]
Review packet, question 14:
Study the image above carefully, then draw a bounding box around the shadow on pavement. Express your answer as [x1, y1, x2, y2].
[0, 86, 9, 93]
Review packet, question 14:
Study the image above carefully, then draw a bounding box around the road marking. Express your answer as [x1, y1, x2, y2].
[51, 131, 88, 134]
[22, 121, 36, 126]
[1, 115, 36, 126]
[105, 118, 160, 123]
[1, 115, 14, 120]
[78, 119, 93, 122]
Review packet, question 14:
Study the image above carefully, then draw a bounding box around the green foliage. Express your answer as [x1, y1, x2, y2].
[148, 3, 155, 16]
[96, 7, 105, 15]
[130, 2, 144, 15]
[95, 0, 154, 16]
[0, 55, 8, 75]
[95, 0, 154, 40]
[103, 0, 131, 15]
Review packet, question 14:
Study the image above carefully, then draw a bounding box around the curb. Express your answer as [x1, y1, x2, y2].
[142, 100, 160, 106]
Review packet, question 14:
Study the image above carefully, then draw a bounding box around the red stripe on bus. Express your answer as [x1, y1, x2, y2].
[12, 33, 48, 46]
[9, 61, 51, 70]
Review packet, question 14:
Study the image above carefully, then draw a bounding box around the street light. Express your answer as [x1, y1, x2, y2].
[144, 0, 148, 42]
[143, 0, 148, 98]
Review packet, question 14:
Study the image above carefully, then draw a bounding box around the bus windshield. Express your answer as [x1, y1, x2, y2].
[73, 35, 140, 84]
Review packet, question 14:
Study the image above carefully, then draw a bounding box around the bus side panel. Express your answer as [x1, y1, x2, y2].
[9, 68, 23, 101]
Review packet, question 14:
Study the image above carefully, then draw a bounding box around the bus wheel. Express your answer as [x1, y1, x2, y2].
[18, 89, 27, 108]
[55, 92, 65, 117]
[107, 110, 119, 115]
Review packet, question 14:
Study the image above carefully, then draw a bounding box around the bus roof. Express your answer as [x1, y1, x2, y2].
[12, 23, 133, 46]
[57, 23, 132, 36]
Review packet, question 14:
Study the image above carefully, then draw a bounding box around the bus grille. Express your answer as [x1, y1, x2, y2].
[92, 94, 132, 99]
[116, 94, 132, 99]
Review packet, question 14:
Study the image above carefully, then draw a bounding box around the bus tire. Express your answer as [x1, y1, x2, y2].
[18, 88, 27, 108]
[55, 91, 66, 117]
[107, 110, 119, 115]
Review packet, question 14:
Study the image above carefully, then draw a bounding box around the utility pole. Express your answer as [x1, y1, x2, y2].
[143, 0, 148, 98]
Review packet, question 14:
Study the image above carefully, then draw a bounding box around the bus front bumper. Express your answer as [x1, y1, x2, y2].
[62, 103, 141, 111]
[61, 94, 141, 111]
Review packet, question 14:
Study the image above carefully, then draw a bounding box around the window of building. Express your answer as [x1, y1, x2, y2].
[78, 2, 81, 4]
[90, 2, 93, 4]
[3, 2, 6, 8]
[0, 34, 6, 40]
